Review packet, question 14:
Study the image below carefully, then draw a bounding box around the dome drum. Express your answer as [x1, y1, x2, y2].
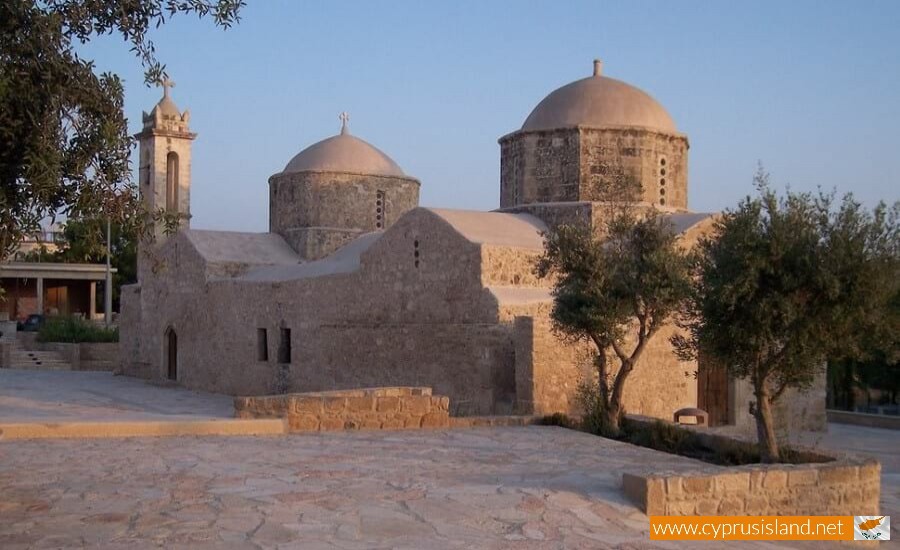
[269, 124, 420, 261]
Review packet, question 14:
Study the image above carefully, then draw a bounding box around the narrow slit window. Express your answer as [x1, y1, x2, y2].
[166, 152, 179, 212]
[375, 190, 385, 230]
[257, 328, 268, 361]
[278, 328, 292, 363]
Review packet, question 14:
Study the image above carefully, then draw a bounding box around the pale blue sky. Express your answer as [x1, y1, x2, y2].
[81, 1, 900, 232]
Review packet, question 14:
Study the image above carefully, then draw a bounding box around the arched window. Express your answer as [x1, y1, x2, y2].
[166, 152, 179, 212]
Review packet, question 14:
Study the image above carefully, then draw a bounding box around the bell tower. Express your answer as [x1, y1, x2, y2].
[135, 78, 197, 245]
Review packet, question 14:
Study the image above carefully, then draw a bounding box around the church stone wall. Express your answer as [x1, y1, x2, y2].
[121, 209, 519, 415]
[499, 127, 688, 210]
[578, 128, 687, 209]
[500, 129, 581, 207]
[514, 314, 698, 419]
[269, 171, 420, 260]
[480, 245, 545, 287]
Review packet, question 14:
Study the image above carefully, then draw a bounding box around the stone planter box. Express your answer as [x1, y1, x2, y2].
[623, 455, 880, 516]
[235, 387, 451, 432]
[622, 416, 881, 516]
[620, 417, 881, 516]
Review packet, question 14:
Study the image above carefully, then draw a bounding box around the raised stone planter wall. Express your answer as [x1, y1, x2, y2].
[234, 387, 451, 432]
[623, 456, 880, 516]
[31, 342, 119, 371]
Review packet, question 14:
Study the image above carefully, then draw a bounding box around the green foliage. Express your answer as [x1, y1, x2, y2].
[0, 0, 244, 257]
[37, 316, 118, 343]
[49, 219, 137, 310]
[536, 210, 694, 435]
[676, 166, 900, 461]
[615, 418, 816, 466]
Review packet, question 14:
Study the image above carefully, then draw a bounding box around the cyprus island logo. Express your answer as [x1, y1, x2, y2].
[854, 516, 890, 541]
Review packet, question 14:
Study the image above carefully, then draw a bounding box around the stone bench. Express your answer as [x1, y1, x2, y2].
[674, 407, 709, 426]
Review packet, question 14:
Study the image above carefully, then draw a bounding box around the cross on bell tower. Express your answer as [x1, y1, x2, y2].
[160, 77, 175, 98]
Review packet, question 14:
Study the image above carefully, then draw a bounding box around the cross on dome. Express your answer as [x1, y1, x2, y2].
[339, 111, 350, 135]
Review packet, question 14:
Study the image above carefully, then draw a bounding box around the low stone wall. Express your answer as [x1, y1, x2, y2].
[624, 456, 880, 516]
[827, 409, 900, 430]
[0, 321, 18, 340]
[32, 342, 119, 371]
[234, 387, 451, 432]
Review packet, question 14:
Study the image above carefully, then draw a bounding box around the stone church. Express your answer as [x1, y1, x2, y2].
[120, 61, 824, 429]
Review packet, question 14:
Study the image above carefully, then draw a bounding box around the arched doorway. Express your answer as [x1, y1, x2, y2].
[165, 327, 177, 381]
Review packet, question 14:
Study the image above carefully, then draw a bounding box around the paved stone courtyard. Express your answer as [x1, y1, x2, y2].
[0, 370, 895, 548]
[0, 368, 233, 422]
[1, 425, 894, 549]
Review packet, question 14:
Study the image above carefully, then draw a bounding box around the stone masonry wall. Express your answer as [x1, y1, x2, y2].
[123, 209, 519, 416]
[234, 387, 450, 432]
[624, 457, 880, 516]
[579, 128, 687, 209]
[514, 314, 698, 419]
[500, 129, 581, 207]
[499, 127, 688, 210]
[269, 171, 420, 259]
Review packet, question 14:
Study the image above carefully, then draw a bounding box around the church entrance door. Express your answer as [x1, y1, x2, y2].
[697, 358, 729, 426]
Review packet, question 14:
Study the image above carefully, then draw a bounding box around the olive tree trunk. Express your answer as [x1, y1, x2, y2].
[752, 376, 780, 462]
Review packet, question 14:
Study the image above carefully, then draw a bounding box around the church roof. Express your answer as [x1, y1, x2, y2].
[281, 117, 407, 177]
[183, 230, 299, 266]
[240, 232, 382, 282]
[521, 60, 677, 133]
[426, 209, 547, 249]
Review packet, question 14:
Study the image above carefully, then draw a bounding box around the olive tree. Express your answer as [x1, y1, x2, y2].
[676, 168, 899, 462]
[536, 211, 693, 435]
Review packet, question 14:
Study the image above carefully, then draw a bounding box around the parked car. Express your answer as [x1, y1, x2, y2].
[17, 314, 45, 332]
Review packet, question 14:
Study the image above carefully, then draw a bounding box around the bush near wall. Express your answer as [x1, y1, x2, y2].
[37, 316, 118, 343]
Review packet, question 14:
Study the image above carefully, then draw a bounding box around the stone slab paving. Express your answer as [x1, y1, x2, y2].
[0, 426, 865, 549]
[0, 368, 233, 422]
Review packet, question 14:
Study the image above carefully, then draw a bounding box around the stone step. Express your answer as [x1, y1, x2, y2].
[0, 419, 288, 440]
[5, 338, 73, 371]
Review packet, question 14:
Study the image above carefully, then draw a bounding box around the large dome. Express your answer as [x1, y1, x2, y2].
[521, 60, 676, 133]
[283, 128, 406, 177]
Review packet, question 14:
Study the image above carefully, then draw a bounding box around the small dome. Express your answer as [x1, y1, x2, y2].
[522, 60, 676, 133]
[152, 95, 181, 117]
[283, 131, 406, 177]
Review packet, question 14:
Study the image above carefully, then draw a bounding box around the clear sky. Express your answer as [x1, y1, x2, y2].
[80, 0, 900, 232]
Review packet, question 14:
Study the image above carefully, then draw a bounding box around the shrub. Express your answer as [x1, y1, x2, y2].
[37, 316, 118, 343]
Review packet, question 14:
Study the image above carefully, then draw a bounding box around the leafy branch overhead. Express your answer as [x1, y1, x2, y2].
[0, 0, 244, 257]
